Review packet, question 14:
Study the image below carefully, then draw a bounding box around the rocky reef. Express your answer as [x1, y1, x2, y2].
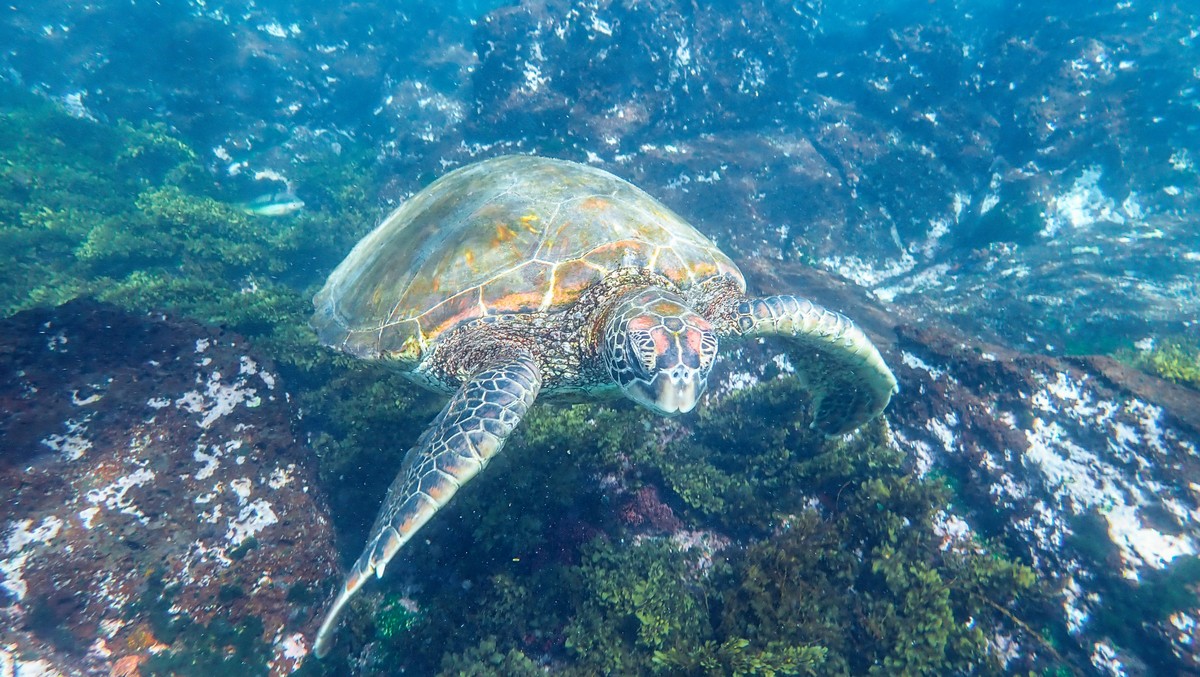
[0, 300, 337, 676]
[1, 1, 1198, 675]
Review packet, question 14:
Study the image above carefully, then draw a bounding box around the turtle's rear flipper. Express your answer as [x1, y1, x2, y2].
[313, 352, 543, 658]
[715, 294, 897, 435]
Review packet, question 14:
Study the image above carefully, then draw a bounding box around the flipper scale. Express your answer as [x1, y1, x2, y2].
[313, 352, 542, 658]
[716, 293, 897, 435]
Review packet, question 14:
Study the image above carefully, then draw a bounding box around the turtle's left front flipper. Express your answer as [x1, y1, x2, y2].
[712, 294, 897, 435]
[313, 351, 542, 658]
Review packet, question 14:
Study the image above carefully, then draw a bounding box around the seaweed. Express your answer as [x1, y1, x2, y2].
[1124, 338, 1200, 390]
[344, 378, 1054, 675]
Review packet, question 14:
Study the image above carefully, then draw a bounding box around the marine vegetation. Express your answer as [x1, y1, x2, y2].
[1121, 338, 1200, 390]
[0, 81, 377, 366]
[312, 378, 1056, 676]
[0, 83, 395, 672]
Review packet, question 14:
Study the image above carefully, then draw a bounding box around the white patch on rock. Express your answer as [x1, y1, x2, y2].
[230, 477, 253, 503]
[40, 418, 93, 461]
[821, 251, 917, 290]
[1062, 575, 1092, 635]
[928, 413, 957, 452]
[1042, 166, 1123, 237]
[78, 507, 100, 529]
[1090, 641, 1124, 676]
[0, 651, 63, 676]
[226, 499, 278, 546]
[5, 516, 64, 553]
[194, 445, 220, 481]
[85, 467, 155, 524]
[932, 510, 972, 551]
[176, 370, 261, 428]
[1023, 372, 1196, 579]
[1170, 611, 1196, 646]
[71, 388, 103, 406]
[0, 550, 32, 601]
[280, 631, 308, 660]
[901, 351, 945, 380]
[770, 353, 795, 374]
[1, 516, 64, 601]
[268, 465, 295, 489]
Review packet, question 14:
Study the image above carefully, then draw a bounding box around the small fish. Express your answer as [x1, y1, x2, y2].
[240, 192, 305, 217]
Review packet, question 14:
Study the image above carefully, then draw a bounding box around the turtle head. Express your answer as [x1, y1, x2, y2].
[603, 288, 718, 416]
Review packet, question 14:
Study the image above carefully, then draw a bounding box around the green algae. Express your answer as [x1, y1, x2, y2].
[0, 83, 390, 676]
[350, 379, 1053, 676]
[1124, 338, 1200, 390]
[0, 82, 375, 351]
[375, 595, 424, 639]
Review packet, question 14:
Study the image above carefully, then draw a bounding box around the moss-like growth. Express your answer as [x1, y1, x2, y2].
[353, 379, 1054, 676]
[653, 638, 827, 676]
[437, 636, 544, 677]
[1122, 338, 1200, 390]
[375, 595, 423, 639]
[565, 537, 711, 673]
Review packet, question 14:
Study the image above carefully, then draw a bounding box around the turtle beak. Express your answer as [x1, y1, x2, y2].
[642, 365, 705, 416]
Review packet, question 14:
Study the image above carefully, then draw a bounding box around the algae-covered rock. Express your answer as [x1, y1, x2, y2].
[0, 300, 337, 675]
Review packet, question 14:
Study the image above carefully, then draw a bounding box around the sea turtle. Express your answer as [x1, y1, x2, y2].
[309, 154, 897, 656]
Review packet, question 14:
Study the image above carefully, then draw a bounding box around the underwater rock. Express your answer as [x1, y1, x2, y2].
[758, 260, 1200, 672]
[3, 0, 1196, 355]
[470, 0, 817, 147]
[705, 261, 1200, 672]
[0, 300, 336, 675]
[887, 321, 1200, 673]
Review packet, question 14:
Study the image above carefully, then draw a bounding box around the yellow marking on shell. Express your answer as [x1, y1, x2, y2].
[519, 213, 540, 232]
[540, 263, 559, 311]
[492, 223, 517, 245]
[371, 286, 384, 307]
[464, 249, 475, 266]
[580, 196, 610, 211]
[652, 300, 682, 315]
[690, 260, 717, 279]
[388, 335, 423, 362]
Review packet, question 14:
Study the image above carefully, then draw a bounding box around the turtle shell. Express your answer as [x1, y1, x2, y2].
[312, 155, 744, 366]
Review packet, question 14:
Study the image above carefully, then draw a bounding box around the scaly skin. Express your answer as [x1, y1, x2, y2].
[692, 274, 899, 435]
[313, 350, 542, 658]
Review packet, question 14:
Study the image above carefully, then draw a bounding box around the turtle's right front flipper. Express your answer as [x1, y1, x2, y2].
[313, 351, 543, 658]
